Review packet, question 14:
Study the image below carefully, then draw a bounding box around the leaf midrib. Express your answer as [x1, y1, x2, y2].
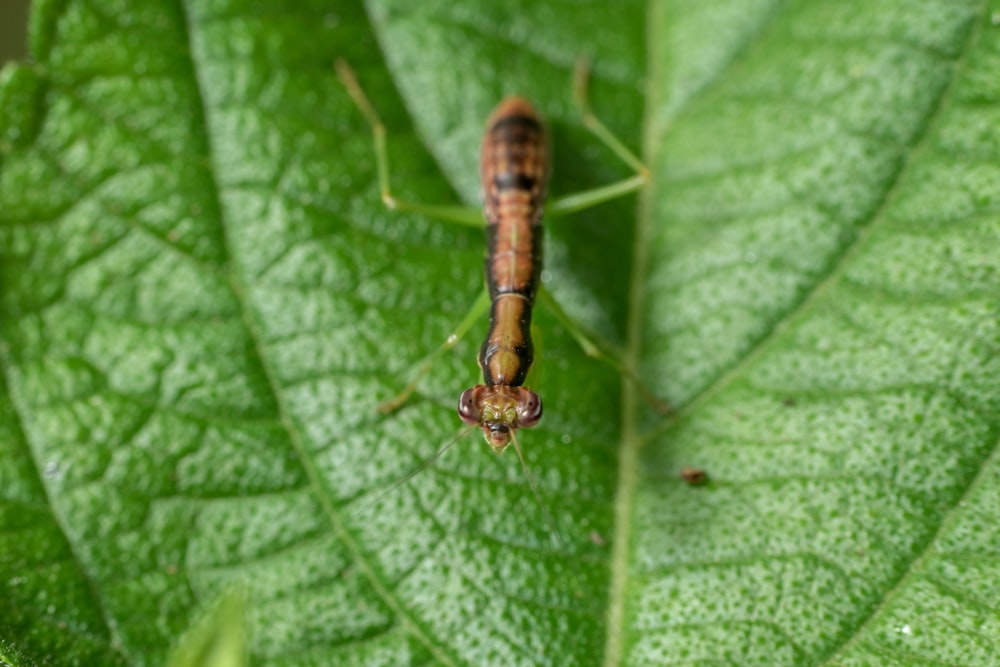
[601, 2, 789, 664]
[603, 3, 990, 666]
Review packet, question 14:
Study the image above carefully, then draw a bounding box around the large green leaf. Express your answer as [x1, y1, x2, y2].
[2, 1, 999, 665]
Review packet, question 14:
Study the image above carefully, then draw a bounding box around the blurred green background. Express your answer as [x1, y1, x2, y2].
[1, 0, 30, 66]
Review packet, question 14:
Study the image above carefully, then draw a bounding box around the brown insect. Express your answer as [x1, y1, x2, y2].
[458, 98, 548, 452]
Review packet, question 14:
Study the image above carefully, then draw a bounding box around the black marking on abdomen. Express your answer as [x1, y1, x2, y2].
[494, 172, 538, 192]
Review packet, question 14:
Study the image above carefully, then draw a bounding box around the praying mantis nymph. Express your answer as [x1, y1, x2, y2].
[336, 59, 659, 529]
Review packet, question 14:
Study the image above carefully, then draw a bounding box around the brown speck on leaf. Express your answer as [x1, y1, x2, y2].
[589, 530, 606, 546]
[680, 467, 708, 486]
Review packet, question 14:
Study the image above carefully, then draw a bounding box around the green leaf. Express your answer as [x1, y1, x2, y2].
[166, 591, 246, 667]
[2, 1, 999, 666]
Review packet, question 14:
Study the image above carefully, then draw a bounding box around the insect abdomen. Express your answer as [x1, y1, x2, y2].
[478, 98, 549, 387]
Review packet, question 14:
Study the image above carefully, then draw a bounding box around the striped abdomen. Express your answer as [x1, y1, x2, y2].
[478, 97, 549, 387]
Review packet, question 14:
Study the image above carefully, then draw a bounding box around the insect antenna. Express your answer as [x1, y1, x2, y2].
[350, 425, 477, 520]
[507, 430, 568, 552]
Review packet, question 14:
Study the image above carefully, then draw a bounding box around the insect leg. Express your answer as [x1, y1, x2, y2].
[547, 58, 650, 218]
[537, 286, 671, 414]
[379, 289, 491, 413]
[335, 59, 482, 227]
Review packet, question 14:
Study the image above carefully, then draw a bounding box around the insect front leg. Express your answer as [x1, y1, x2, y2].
[378, 289, 490, 414]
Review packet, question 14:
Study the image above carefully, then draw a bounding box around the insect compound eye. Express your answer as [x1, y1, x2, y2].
[457, 388, 481, 426]
[516, 388, 543, 428]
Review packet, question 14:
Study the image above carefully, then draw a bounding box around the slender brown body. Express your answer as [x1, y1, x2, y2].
[458, 98, 549, 450]
[480, 98, 548, 385]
